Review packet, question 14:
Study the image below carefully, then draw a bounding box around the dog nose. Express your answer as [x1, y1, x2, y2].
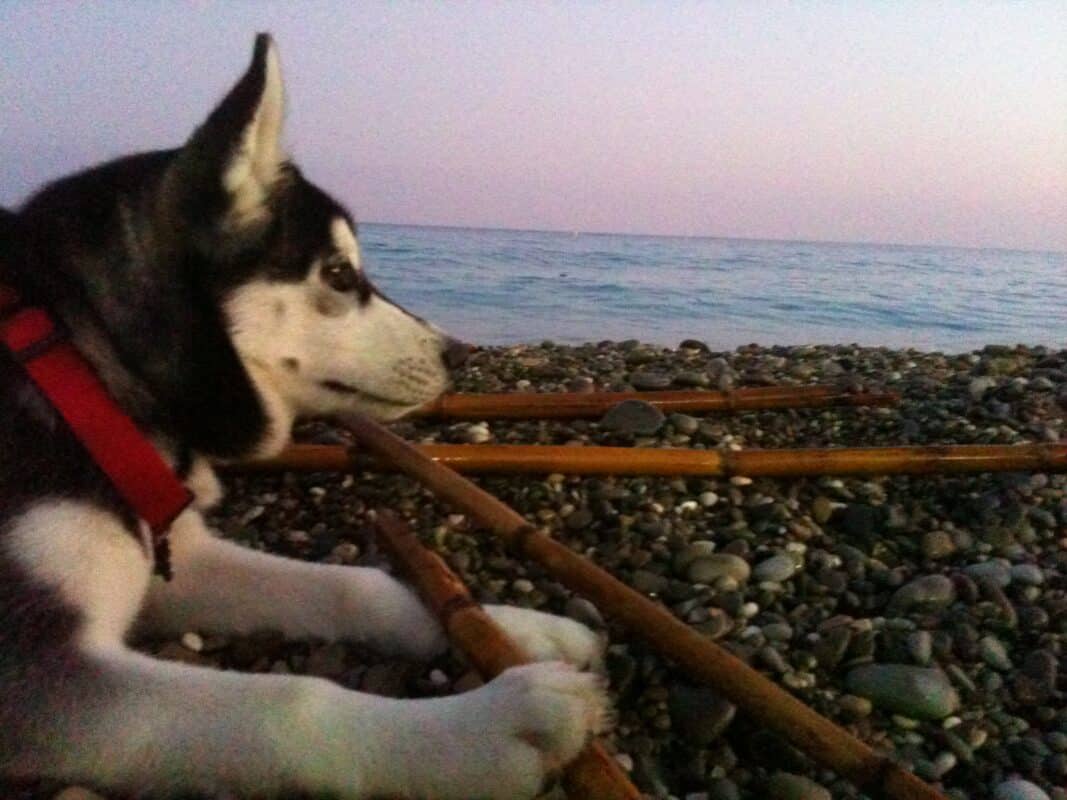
[441, 337, 472, 371]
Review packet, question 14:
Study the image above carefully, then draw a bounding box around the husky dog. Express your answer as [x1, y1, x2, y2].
[0, 35, 608, 799]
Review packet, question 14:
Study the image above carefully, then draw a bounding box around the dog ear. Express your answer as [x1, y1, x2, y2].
[173, 33, 287, 238]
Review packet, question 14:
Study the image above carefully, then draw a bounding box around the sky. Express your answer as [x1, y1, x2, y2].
[1, 2, 1064, 251]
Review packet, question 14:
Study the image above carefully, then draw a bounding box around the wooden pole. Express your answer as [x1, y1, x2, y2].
[414, 385, 898, 419]
[242, 442, 1067, 478]
[372, 511, 642, 800]
[339, 413, 946, 800]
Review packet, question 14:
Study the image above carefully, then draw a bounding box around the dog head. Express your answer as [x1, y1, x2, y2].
[14, 34, 466, 461]
[178, 35, 466, 448]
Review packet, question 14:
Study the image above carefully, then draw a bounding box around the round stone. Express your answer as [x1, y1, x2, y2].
[993, 779, 1051, 800]
[686, 554, 751, 585]
[600, 400, 666, 435]
[630, 371, 674, 390]
[886, 574, 956, 615]
[752, 554, 798, 583]
[845, 664, 960, 720]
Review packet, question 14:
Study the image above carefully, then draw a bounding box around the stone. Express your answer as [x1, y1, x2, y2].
[687, 554, 751, 585]
[812, 496, 835, 524]
[766, 772, 831, 800]
[969, 376, 998, 401]
[993, 779, 1051, 800]
[632, 569, 670, 595]
[964, 559, 1012, 587]
[668, 685, 737, 745]
[668, 412, 701, 434]
[979, 635, 1013, 671]
[630, 371, 674, 390]
[565, 596, 605, 629]
[845, 665, 960, 719]
[752, 553, 798, 583]
[921, 530, 957, 560]
[886, 574, 956, 615]
[600, 400, 665, 435]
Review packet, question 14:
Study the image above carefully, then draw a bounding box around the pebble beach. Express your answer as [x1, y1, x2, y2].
[18, 340, 1067, 800]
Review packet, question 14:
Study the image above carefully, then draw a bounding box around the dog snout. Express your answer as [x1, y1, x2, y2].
[441, 337, 472, 371]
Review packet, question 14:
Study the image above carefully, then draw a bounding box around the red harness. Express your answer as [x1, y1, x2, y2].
[0, 284, 192, 579]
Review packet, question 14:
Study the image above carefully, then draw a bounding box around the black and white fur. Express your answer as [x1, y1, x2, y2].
[0, 35, 607, 799]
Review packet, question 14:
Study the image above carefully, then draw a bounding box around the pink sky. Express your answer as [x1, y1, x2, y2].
[1, 2, 1064, 250]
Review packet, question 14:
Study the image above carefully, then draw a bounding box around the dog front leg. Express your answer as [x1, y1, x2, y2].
[141, 514, 604, 666]
[140, 514, 448, 658]
[16, 645, 608, 799]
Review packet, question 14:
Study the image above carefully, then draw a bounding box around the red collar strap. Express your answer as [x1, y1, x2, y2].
[0, 284, 192, 579]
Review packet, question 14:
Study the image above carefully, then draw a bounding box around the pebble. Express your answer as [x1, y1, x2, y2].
[600, 399, 665, 435]
[630, 371, 674, 390]
[766, 772, 832, 800]
[846, 664, 960, 719]
[921, 530, 957, 560]
[886, 574, 956, 615]
[668, 685, 737, 745]
[752, 554, 798, 583]
[964, 560, 1013, 587]
[699, 491, 720, 507]
[180, 631, 204, 652]
[564, 596, 605, 629]
[994, 779, 1051, 800]
[980, 635, 1013, 671]
[668, 412, 701, 434]
[969, 376, 998, 400]
[687, 554, 751, 585]
[633, 569, 671, 595]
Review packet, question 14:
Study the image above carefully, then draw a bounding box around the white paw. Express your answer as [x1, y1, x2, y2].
[408, 662, 612, 800]
[484, 605, 605, 670]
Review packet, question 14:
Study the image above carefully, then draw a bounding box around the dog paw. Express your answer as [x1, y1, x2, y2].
[407, 662, 611, 799]
[483, 605, 605, 670]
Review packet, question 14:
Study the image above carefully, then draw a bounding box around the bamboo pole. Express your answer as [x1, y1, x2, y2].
[243, 442, 1067, 478]
[413, 385, 899, 419]
[372, 511, 641, 800]
[339, 413, 946, 800]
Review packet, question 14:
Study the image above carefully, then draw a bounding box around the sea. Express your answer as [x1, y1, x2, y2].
[361, 223, 1066, 353]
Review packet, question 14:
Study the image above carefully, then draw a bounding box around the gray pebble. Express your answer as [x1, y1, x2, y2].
[846, 664, 960, 719]
[600, 400, 666, 435]
[886, 574, 956, 615]
[630, 371, 674, 390]
[994, 779, 1051, 800]
[752, 554, 798, 583]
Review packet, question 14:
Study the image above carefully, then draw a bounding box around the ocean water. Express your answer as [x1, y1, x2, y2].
[361, 224, 1066, 352]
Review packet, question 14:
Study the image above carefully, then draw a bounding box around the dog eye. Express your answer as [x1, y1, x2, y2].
[321, 261, 360, 293]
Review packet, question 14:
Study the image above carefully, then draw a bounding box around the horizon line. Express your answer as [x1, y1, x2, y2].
[360, 219, 1066, 257]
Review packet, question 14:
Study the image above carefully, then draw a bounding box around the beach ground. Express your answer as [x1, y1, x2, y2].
[14, 340, 1067, 800]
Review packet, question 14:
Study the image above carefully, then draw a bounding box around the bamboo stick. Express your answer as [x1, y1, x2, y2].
[372, 511, 641, 800]
[339, 413, 946, 800]
[414, 385, 898, 419]
[243, 442, 1067, 478]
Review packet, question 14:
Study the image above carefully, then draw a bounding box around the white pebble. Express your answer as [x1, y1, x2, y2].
[180, 632, 204, 652]
[429, 669, 450, 687]
[729, 475, 752, 486]
[698, 491, 719, 507]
